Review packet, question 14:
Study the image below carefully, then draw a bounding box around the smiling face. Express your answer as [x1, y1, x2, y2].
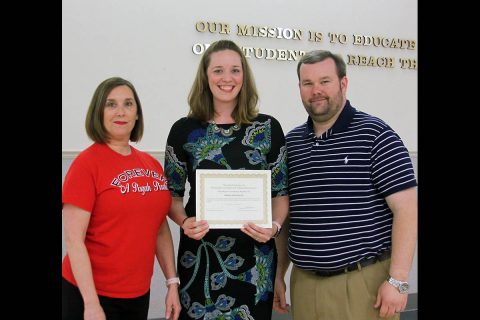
[103, 85, 138, 144]
[299, 57, 347, 124]
[207, 49, 244, 109]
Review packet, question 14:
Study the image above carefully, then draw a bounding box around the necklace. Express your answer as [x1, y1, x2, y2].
[211, 121, 240, 137]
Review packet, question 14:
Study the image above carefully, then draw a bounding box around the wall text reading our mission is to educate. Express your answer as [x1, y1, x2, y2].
[192, 21, 417, 70]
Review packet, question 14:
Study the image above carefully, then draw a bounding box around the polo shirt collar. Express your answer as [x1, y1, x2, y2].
[302, 100, 356, 139]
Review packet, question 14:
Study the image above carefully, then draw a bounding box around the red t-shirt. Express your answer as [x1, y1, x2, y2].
[62, 143, 171, 298]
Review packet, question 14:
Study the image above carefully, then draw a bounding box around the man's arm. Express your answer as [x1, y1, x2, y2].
[374, 187, 417, 318]
[388, 187, 418, 282]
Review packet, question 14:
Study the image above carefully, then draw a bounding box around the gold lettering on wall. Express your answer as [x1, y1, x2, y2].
[242, 47, 305, 61]
[352, 34, 415, 50]
[399, 58, 417, 69]
[347, 55, 395, 68]
[192, 21, 417, 70]
[308, 31, 323, 42]
[237, 24, 303, 40]
[196, 21, 231, 34]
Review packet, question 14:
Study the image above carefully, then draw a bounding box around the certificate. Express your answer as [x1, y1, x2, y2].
[196, 169, 272, 228]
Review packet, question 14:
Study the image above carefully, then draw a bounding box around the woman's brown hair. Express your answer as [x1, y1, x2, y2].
[85, 77, 144, 143]
[187, 40, 258, 124]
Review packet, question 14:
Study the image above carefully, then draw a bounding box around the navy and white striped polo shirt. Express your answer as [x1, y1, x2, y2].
[285, 100, 417, 271]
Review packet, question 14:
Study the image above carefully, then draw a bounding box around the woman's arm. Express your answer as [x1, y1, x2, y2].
[273, 213, 291, 314]
[63, 203, 105, 319]
[155, 219, 181, 320]
[168, 197, 209, 240]
[272, 195, 289, 228]
[241, 195, 289, 242]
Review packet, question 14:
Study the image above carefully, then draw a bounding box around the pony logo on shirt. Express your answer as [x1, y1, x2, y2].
[110, 168, 168, 195]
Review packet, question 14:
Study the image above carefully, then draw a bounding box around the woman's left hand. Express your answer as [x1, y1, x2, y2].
[241, 222, 275, 242]
[165, 284, 181, 320]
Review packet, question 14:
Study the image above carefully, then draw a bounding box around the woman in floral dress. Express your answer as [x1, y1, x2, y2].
[164, 40, 289, 320]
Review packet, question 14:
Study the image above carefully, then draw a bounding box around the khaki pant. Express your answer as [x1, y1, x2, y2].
[290, 258, 400, 320]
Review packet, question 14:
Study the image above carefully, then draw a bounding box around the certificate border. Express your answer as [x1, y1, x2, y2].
[196, 169, 272, 228]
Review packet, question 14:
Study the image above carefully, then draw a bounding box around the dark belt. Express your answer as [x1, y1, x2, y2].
[313, 249, 391, 277]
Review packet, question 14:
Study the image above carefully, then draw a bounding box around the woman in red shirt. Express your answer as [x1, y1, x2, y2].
[62, 77, 180, 320]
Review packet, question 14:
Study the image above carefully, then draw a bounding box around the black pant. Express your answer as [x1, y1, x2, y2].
[62, 277, 150, 320]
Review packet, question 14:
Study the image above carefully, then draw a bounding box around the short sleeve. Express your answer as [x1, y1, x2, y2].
[62, 156, 96, 213]
[371, 128, 417, 197]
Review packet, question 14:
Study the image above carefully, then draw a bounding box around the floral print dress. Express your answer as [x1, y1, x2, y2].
[164, 113, 288, 320]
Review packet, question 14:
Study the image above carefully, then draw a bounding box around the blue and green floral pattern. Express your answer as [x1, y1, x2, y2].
[183, 125, 235, 170]
[164, 114, 288, 319]
[179, 236, 274, 319]
[164, 145, 187, 197]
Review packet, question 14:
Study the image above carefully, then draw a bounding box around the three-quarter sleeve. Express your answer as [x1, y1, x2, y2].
[266, 116, 288, 197]
[164, 118, 189, 197]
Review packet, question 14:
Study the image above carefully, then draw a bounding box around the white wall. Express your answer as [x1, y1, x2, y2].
[63, 0, 417, 153]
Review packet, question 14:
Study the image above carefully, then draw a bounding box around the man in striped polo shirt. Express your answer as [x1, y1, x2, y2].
[273, 50, 417, 320]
